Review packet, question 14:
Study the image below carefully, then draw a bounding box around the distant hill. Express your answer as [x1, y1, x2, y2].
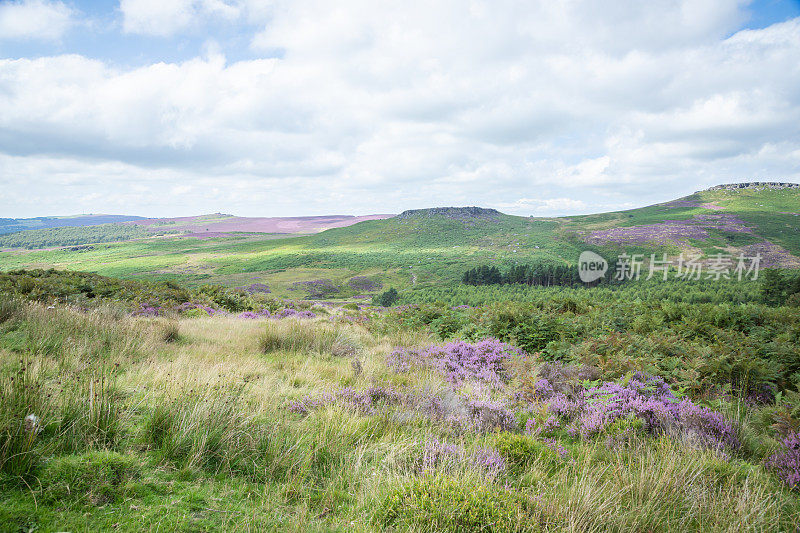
[126, 213, 395, 238]
[0, 214, 145, 236]
[0, 184, 797, 297]
[0, 212, 395, 249]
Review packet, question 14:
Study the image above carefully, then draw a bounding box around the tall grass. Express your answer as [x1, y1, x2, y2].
[6, 300, 150, 364]
[259, 319, 338, 354]
[0, 359, 48, 478]
[55, 363, 123, 453]
[1, 296, 798, 531]
[0, 297, 21, 324]
[142, 384, 265, 474]
[0, 298, 151, 477]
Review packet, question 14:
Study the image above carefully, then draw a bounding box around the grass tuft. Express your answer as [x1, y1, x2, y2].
[159, 320, 181, 343]
[259, 319, 337, 354]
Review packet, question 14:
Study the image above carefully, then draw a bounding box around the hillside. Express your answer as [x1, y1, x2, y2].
[0, 213, 395, 251]
[0, 184, 797, 299]
[0, 214, 145, 236]
[126, 213, 395, 238]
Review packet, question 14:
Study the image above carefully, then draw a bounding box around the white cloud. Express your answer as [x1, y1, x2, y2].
[120, 0, 240, 36]
[1, 2, 799, 217]
[0, 0, 75, 41]
[497, 197, 589, 214]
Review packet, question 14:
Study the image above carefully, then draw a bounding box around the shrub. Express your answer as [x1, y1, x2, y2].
[492, 432, 564, 472]
[347, 276, 382, 292]
[787, 293, 800, 307]
[421, 437, 506, 477]
[377, 288, 399, 307]
[183, 307, 210, 318]
[391, 338, 525, 388]
[378, 475, 542, 532]
[291, 279, 340, 298]
[195, 284, 252, 312]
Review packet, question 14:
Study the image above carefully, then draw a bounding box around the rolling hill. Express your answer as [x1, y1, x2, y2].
[0, 214, 145, 236]
[0, 182, 798, 299]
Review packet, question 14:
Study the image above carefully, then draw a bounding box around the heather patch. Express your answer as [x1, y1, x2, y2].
[236, 308, 316, 319]
[272, 308, 316, 319]
[586, 213, 752, 246]
[387, 338, 525, 388]
[766, 432, 800, 490]
[741, 241, 800, 268]
[289, 384, 516, 434]
[532, 372, 740, 453]
[421, 437, 506, 477]
[347, 276, 382, 292]
[131, 304, 164, 317]
[239, 282, 271, 294]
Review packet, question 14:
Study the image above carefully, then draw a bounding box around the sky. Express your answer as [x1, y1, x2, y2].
[0, 0, 799, 218]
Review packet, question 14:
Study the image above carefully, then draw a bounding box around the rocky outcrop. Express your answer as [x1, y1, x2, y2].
[706, 182, 799, 191]
[396, 207, 502, 221]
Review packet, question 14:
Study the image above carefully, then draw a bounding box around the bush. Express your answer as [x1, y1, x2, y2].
[787, 293, 800, 308]
[183, 307, 210, 318]
[195, 284, 252, 312]
[378, 475, 543, 532]
[376, 288, 399, 307]
[492, 433, 562, 472]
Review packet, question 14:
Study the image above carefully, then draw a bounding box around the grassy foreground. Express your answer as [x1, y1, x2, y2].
[1, 293, 799, 532]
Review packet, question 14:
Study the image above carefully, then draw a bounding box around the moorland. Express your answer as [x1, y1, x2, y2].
[1, 182, 799, 532]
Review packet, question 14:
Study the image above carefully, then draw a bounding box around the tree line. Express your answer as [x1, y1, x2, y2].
[462, 262, 619, 287]
[0, 224, 170, 249]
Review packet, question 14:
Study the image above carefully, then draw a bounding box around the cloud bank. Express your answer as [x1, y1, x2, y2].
[0, 0, 798, 217]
